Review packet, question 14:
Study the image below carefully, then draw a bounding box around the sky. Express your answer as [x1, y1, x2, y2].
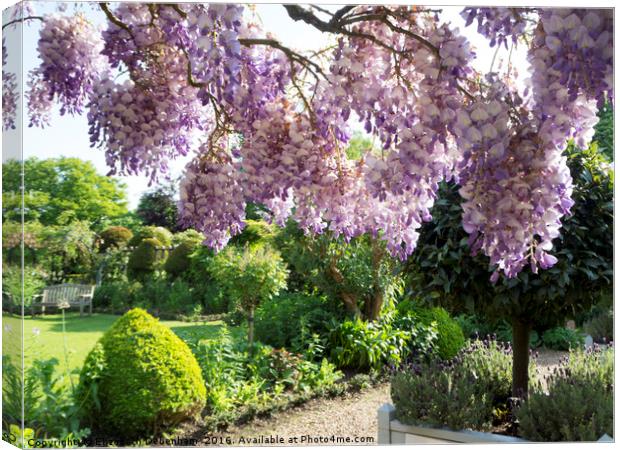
[2, 1, 529, 209]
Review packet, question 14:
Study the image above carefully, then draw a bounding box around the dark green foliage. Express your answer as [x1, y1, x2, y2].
[454, 313, 496, 340]
[583, 309, 613, 343]
[77, 309, 206, 440]
[135, 184, 179, 231]
[593, 104, 613, 161]
[164, 241, 198, 278]
[98, 226, 132, 252]
[254, 293, 335, 350]
[406, 143, 613, 328]
[398, 302, 465, 360]
[229, 219, 276, 247]
[94, 279, 201, 318]
[128, 226, 173, 247]
[275, 220, 403, 320]
[541, 327, 585, 351]
[517, 347, 613, 441]
[127, 238, 163, 280]
[391, 339, 518, 432]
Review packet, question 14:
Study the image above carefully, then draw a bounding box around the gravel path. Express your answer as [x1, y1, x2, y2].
[198, 348, 568, 446]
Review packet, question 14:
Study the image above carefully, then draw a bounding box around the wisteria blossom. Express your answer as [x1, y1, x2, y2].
[4, 4, 614, 281]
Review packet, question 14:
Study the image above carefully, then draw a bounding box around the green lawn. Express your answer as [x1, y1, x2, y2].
[2, 312, 242, 372]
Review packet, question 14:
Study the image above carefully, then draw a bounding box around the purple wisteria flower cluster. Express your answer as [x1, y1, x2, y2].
[4, 4, 614, 282]
[27, 14, 105, 127]
[2, 38, 18, 130]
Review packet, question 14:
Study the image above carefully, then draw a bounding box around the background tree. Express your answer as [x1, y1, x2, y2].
[405, 142, 613, 397]
[2, 157, 129, 227]
[135, 184, 180, 232]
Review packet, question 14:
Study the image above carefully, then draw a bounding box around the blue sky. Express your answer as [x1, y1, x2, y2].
[2, 1, 528, 208]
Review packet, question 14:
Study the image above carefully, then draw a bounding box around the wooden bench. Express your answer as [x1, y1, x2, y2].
[32, 284, 95, 316]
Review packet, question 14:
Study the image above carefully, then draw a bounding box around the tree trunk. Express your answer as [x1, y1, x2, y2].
[365, 291, 383, 321]
[247, 305, 255, 356]
[511, 319, 531, 398]
[365, 238, 385, 321]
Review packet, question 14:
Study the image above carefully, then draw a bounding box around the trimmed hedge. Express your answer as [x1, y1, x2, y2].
[77, 308, 206, 440]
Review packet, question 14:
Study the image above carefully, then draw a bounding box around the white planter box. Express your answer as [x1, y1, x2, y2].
[377, 404, 525, 444]
[377, 404, 614, 444]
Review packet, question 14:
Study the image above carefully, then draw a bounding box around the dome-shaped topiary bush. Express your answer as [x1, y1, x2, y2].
[164, 240, 198, 278]
[171, 229, 204, 246]
[99, 226, 133, 252]
[128, 226, 173, 247]
[76, 308, 206, 440]
[127, 237, 163, 280]
[416, 307, 465, 360]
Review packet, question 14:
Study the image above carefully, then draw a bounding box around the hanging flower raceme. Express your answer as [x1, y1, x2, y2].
[27, 13, 105, 126]
[2, 38, 18, 130]
[178, 144, 246, 251]
[461, 7, 530, 48]
[87, 78, 204, 182]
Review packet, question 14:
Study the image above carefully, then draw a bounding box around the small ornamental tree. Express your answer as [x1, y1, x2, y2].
[406, 143, 613, 397]
[98, 226, 133, 252]
[208, 245, 288, 352]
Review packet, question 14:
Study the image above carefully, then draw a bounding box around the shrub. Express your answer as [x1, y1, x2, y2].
[326, 317, 410, 371]
[517, 347, 613, 441]
[171, 229, 204, 246]
[185, 325, 342, 425]
[391, 360, 493, 431]
[128, 226, 172, 247]
[229, 219, 276, 247]
[254, 293, 334, 350]
[77, 308, 206, 440]
[583, 309, 613, 343]
[98, 226, 132, 252]
[542, 327, 585, 351]
[391, 338, 528, 432]
[127, 237, 164, 280]
[400, 304, 465, 360]
[164, 240, 198, 278]
[2, 264, 46, 309]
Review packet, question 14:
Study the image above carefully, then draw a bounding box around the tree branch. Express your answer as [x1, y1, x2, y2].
[2, 16, 44, 30]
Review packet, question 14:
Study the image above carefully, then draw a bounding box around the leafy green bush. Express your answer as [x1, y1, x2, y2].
[2, 264, 46, 309]
[185, 325, 342, 426]
[127, 237, 164, 280]
[98, 226, 132, 252]
[229, 219, 276, 247]
[164, 240, 198, 278]
[583, 309, 613, 343]
[128, 226, 172, 247]
[171, 229, 204, 246]
[399, 303, 465, 360]
[326, 317, 410, 371]
[77, 308, 206, 440]
[517, 347, 613, 441]
[254, 293, 334, 350]
[542, 327, 585, 351]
